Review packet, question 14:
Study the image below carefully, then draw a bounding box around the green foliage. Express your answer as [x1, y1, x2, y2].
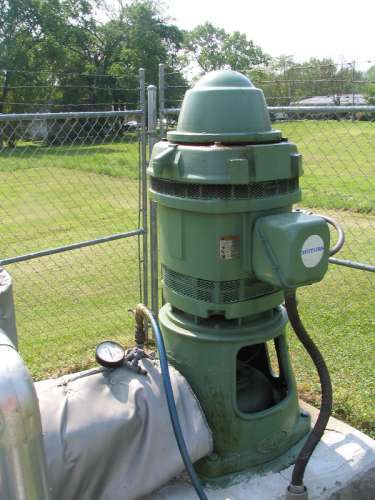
[365, 68, 375, 104]
[366, 84, 375, 105]
[1, 1, 368, 114]
[249, 56, 366, 105]
[183, 21, 269, 73]
[0, 0, 186, 113]
[0, 0, 100, 112]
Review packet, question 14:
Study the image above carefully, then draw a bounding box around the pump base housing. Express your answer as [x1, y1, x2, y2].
[159, 303, 311, 478]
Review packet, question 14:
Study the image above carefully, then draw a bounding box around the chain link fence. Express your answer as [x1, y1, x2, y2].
[265, 107, 375, 434]
[1, 64, 374, 431]
[0, 79, 148, 379]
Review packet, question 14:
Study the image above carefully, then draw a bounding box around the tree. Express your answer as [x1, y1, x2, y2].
[60, 0, 186, 109]
[249, 55, 296, 105]
[249, 57, 365, 106]
[364, 66, 375, 104]
[0, 0, 187, 114]
[0, 0, 101, 113]
[183, 22, 269, 73]
[366, 65, 375, 82]
[0, 0, 44, 113]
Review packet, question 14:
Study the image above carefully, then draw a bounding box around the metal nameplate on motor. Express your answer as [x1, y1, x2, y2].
[220, 235, 240, 260]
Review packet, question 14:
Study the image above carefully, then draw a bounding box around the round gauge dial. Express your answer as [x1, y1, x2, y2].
[95, 340, 125, 369]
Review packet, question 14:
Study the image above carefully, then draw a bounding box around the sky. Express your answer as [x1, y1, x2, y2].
[164, 0, 375, 69]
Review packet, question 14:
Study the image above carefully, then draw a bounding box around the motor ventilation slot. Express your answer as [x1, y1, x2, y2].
[162, 266, 275, 304]
[151, 177, 299, 200]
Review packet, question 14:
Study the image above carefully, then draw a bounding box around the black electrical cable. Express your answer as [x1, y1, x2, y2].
[318, 214, 345, 256]
[134, 305, 208, 500]
[284, 292, 333, 492]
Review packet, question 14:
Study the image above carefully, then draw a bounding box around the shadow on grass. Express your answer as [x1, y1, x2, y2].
[0, 139, 140, 178]
[0, 142, 138, 160]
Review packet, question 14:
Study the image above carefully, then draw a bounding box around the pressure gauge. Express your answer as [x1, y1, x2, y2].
[95, 340, 125, 369]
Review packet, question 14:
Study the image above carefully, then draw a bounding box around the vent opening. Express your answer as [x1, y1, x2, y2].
[151, 177, 299, 200]
[237, 338, 288, 414]
[162, 266, 276, 304]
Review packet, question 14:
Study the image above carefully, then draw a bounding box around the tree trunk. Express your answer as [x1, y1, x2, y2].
[0, 71, 10, 114]
[0, 71, 10, 147]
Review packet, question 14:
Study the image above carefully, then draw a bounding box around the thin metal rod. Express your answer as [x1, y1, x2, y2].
[329, 257, 375, 273]
[0, 229, 145, 266]
[159, 63, 165, 139]
[147, 85, 157, 156]
[139, 68, 148, 307]
[0, 110, 142, 122]
[268, 105, 375, 113]
[164, 105, 375, 115]
[164, 107, 181, 115]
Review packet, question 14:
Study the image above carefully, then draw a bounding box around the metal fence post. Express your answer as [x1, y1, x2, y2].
[147, 85, 159, 316]
[158, 63, 165, 139]
[139, 68, 148, 306]
[148, 85, 157, 156]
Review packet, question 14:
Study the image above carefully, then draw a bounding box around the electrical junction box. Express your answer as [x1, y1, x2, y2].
[253, 212, 330, 289]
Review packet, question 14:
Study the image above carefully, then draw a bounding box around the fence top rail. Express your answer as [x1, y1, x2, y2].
[164, 107, 181, 115]
[0, 110, 143, 122]
[268, 105, 375, 113]
[164, 105, 375, 116]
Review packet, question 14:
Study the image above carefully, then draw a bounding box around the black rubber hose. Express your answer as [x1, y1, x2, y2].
[284, 291, 333, 488]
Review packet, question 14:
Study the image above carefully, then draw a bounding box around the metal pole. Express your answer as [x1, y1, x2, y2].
[329, 257, 375, 273]
[148, 85, 157, 155]
[352, 61, 355, 121]
[0, 229, 145, 266]
[159, 63, 165, 139]
[0, 110, 142, 121]
[139, 68, 148, 306]
[148, 85, 159, 316]
[352, 60, 355, 106]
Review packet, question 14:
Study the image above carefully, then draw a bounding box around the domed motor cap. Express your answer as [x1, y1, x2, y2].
[167, 70, 282, 144]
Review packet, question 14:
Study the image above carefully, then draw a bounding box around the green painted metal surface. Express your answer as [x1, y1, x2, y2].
[148, 70, 329, 479]
[253, 212, 330, 289]
[149, 140, 302, 184]
[167, 70, 281, 144]
[159, 304, 310, 478]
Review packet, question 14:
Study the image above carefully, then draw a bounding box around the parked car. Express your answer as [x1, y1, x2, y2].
[124, 120, 139, 131]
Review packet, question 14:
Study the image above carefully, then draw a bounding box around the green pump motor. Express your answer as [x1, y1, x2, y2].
[148, 71, 330, 479]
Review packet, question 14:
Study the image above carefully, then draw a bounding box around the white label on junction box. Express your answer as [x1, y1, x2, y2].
[301, 235, 325, 268]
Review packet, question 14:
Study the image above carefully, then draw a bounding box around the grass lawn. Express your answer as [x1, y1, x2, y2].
[0, 138, 142, 380]
[277, 121, 375, 437]
[293, 211, 374, 438]
[278, 120, 375, 214]
[0, 121, 374, 438]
